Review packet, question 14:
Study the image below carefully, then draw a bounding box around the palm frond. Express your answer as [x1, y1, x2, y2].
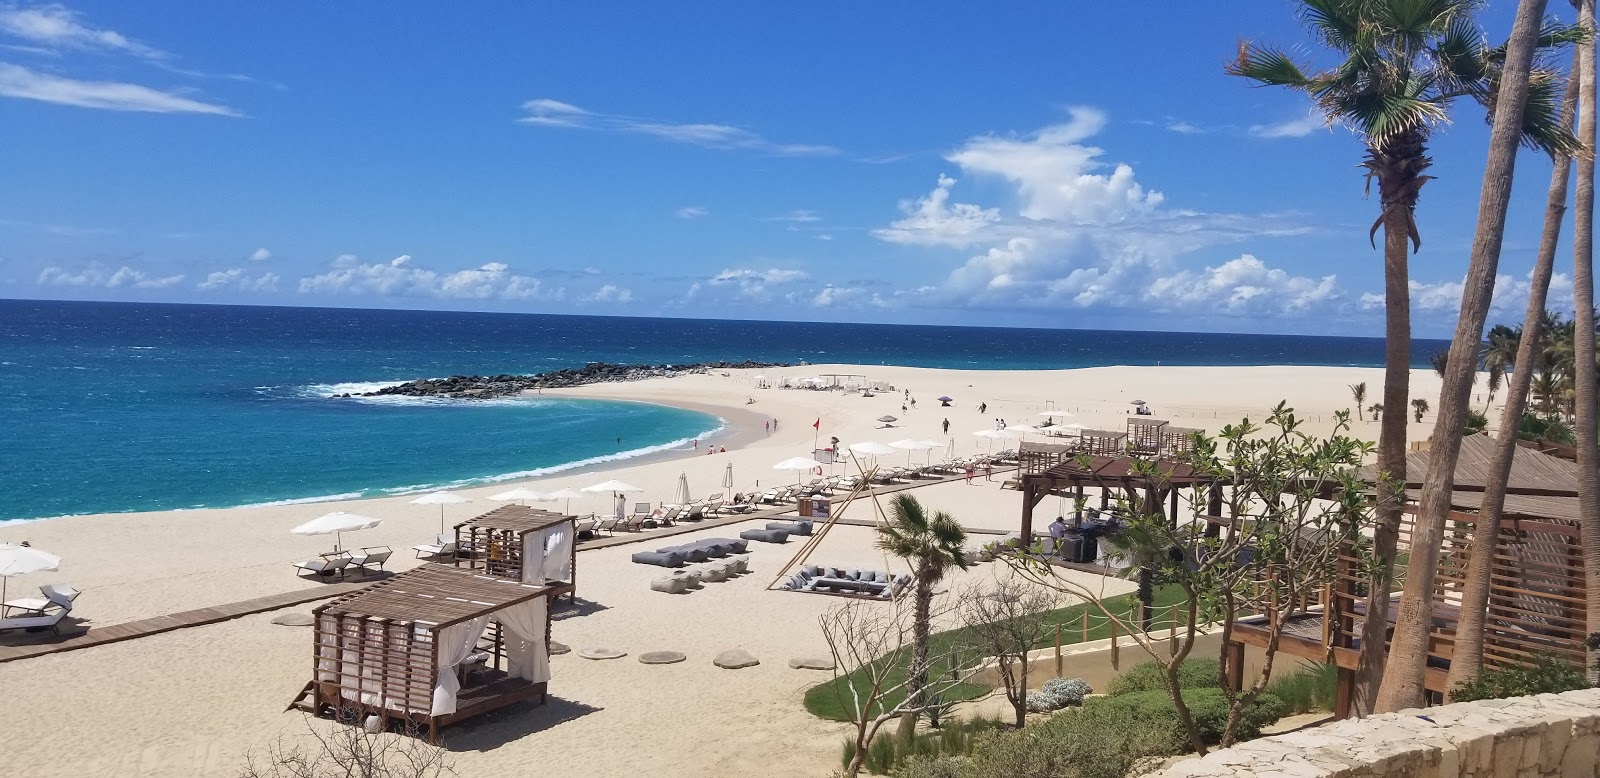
[1477, 68, 1586, 158]
[1378, 0, 1478, 51]
[1430, 11, 1490, 88]
[1227, 41, 1317, 89]
[1347, 91, 1450, 147]
[1298, 0, 1363, 49]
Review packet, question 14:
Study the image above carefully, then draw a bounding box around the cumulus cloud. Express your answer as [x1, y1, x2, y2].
[1360, 272, 1576, 319]
[710, 267, 809, 299]
[586, 284, 633, 303]
[517, 98, 838, 156]
[297, 255, 561, 301]
[247, 247, 271, 262]
[675, 206, 708, 219]
[37, 263, 183, 289]
[0, 62, 239, 115]
[873, 107, 1321, 317]
[1249, 109, 1325, 139]
[812, 285, 868, 307]
[198, 267, 278, 292]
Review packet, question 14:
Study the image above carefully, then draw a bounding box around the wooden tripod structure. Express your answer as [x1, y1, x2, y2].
[765, 455, 897, 590]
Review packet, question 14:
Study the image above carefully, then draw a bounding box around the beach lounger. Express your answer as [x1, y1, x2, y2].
[3, 583, 80, 618]
[597, 515, 624, 535]
[0, 608, 70, 636]
[631, 502, 652, 523]
[413, 534, 458, 561]
[574, 516, 598, 537]
[349, 546, 392, 574]
[292, 552, 352, 579]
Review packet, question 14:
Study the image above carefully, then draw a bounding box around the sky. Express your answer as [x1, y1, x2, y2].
[0, 1, 1584, 337]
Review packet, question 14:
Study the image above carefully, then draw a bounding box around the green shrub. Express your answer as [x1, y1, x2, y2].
[1263, 663, 1337, 715]
[1451, 655, 1588, 703]
[1089, 688, 1285, 747]
[1106, 659, 1224, 696]
[846, 717, 1003, 775]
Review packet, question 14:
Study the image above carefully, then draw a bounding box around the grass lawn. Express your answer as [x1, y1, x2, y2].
[803, 584, 1187, 721]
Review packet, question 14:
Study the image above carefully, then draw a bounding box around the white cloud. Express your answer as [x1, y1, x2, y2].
[0, 3, 166, 59]
[710, 267, 809, 299]
[247, 247, 271, 262]
[1166, 120, 1203, 134]
[297, 255, 561, 301]
[586, 284, 633, 303]
[0, 62, 238, 115]
[1249, 109, 1324, 139]
[197, 267, 278, 292]
[766, 209, 821, 223]
[1361, 272, 1576, 318]
[517, 98, 838, 156]
[815, 234, 833, 241]
[37, 263, 183, 289]
[675, 206, 708, 219]
[873, 107, 1320, 317]
[812, 285, 866, 307]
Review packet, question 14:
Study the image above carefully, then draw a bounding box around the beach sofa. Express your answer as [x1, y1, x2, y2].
[648, 554, 750, 593]
[632, 538, 749, 567]
[766, 520, 813, 536]
[781, 565, 911, 599]
[739, 528, 790, 544]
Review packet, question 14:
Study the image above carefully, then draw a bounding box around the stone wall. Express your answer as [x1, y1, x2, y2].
[1152, 688, 1600, 778]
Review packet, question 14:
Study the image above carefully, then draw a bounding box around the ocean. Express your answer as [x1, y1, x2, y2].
[0, 300, 1450, 521]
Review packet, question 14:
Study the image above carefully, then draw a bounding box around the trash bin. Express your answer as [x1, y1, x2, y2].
[1060, 532, 1086, 563]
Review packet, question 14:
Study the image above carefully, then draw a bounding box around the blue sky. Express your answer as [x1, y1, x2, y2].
[0, 1, 1581, 336]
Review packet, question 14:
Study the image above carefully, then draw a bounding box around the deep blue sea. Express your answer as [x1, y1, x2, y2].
[0, 300, 1450, 521]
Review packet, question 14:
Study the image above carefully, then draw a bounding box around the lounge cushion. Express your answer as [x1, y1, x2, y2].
[739, 528, 790, 544]
[632, 550, 685, 567]
[650, 576, 688, 594]
[661, 545, 709, 563]
[765, 520, 815, 537]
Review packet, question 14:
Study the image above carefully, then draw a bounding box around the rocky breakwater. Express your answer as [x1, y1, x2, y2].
[331, 360, 791, 400]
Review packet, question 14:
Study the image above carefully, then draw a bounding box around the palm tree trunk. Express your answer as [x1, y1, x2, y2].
[1447, 64, 1580, 696]
[1574, 0, 1600, 688]
[1353, 131, 1423, 716]
[897, 571, 934, 742]
[1138, 567, 1155, 632]
[1375, 0, 1547, 713]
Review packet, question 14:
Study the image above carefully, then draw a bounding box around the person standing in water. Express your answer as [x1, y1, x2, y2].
[942, 418, 950, 434]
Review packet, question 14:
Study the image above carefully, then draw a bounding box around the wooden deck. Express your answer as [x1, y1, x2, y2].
[0, 578, 369, 664]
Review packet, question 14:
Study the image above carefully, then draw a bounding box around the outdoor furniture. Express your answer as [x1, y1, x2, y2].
[630, 550, 686, 568]
[630, 503, 652, 524]
[3, 583, 79, 617]
[766, 520, 813, 537]
[781, 566, 909, 599]
[596, 515, 624, 535]
[0, 608, 70, 635]
[349, 546, 392, 574]
[292, 552, 352, 579]
[413, 534, 459, 561]
[739, 528, 790, 544]
[650, 576, 689, 594]
[574, 516, 598, 538]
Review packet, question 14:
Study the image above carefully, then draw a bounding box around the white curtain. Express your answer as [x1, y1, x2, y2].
[540, 524, 573, 583]
[315, 615, 340, 683]
[521, 527, 554, 583]
[495, 598, 550, 684]
[430, 615, 490, 716]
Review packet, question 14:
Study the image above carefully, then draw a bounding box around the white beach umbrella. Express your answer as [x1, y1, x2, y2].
[582, 480, 643, 513]
[721, 461, 735, 500]
[672, 472, 692, 505]
[410, 490, 470, 533]
[1006, 424, 1043, 436]
[973, 428, 1019, 453]
[849, 441, 899, 457]
[889, 438, 940, 466]
[532, 488, 585, 515]
[291, 511, 382, 552]
[773, 456, 825, 484]
[490, 487, 545, 505]
[0, 544, 61, 604]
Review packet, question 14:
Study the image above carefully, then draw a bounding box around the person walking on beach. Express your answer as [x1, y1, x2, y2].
[942, 418, 949, 434]
[773, 418, 779, 430]
[979, 402, 987, 414]
[765, 420, 770, 434]
[984, 462, 993, 481]
[964, 464, 974, 484]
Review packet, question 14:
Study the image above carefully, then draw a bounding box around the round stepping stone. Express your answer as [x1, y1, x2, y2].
[271, 613, 315, 627]
[578, 648, 627, 661]
[549, 641, 571, 655]
[714, 649, 760, 669]
[639, 651, 686, 665]
[788, 657, 836, 671]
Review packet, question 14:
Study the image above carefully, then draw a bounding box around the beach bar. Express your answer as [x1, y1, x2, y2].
[299, 564, 568, 740]
[454, 506, 577, 598]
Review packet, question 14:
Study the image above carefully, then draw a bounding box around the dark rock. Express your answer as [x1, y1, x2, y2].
[339, 360, 792, 400]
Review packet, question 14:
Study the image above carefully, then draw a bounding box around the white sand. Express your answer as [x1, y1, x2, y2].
[0, 364, 1457, 777]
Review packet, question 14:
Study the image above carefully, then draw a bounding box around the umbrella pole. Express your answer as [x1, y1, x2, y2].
[439, 505, 446, 535]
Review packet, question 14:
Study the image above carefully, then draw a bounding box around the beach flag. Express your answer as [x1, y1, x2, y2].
[812, 418, 820, 429]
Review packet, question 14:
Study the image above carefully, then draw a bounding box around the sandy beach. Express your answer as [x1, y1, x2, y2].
[0, 364, 1455, 778]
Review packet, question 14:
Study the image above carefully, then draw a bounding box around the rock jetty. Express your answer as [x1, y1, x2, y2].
[333, 360, 789, 400]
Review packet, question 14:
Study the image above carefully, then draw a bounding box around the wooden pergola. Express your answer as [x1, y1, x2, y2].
[298, 564, 568, 740]
[1227, 435, 1590, 716]
[1017, 455, 1218, 545]
[455, 506, 577, 600]
[1126, 418, 1168, 455]
[1077, 429, 1128, 457]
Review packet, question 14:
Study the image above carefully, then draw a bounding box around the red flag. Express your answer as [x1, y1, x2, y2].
[812, 418, 820, 429]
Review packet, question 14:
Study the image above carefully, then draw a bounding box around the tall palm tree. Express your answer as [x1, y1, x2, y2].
[1377, 0, 1574, 712]
[1574, 0, 1600, 688]
[1229, 0, 1576, 714]
[875, 493, 969, 740]
[1448, 66, 1580, 695]
[1350, 381, 1368, 420]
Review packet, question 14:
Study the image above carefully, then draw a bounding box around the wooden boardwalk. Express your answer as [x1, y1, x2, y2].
[0, 466, 1015, 665]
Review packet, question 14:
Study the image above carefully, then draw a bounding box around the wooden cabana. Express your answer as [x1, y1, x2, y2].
[1077, 429, 1128, 457]
[1126, 418, 1168, 455]
[298, 564, 568, 740]
[454, 506, 577, 598]
[1017, 454, 1217, 545]
[1018, 441, 1079, 475]
[1227, 434, 1590, 716]
[1160, 426, 1202, 458]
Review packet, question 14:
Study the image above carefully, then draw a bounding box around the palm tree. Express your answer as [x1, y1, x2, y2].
[1431, 350, 1450, 379]
[1573, 0, 1600, 687]
[875, 493, 969, 740]
[1370, 402, 1384, 421]
[1450, 67, 1580, 695]
[1411, 397, 1430, 422]
[1350, 381, 1368, 420]
[1376, 0, 1576, 712]
[1229, 0, 1576, 714]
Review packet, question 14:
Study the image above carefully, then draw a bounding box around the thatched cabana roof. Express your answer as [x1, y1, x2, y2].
[317, 563, 555, 628]
[1358, 434, 1577, 495]
[455, 505, 571, 534]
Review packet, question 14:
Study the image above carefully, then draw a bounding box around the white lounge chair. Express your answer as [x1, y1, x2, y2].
[3, 583, 80, 618]
[349, 546, 392, 574]
[597, 515, 624, 535]
[293, 553, 352, 579]
[0, 608, 70, 636]
[574, 516, 598, 537]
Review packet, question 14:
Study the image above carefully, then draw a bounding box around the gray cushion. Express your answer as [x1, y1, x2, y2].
[631, 550, 684, 567]
[738, 528, 790, 544]
[803, 564, 821, 576]
[874, 571, 889, 584]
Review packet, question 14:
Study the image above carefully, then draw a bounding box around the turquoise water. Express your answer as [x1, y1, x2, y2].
[0, 300, 1450, 521]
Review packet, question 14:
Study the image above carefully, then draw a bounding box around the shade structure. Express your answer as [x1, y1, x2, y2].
[672, 472, 692, 505]
[972, 428, 1019, 452]
[291, 511, 381, 552]
[581, 480, 642, 494]
[0, 544, 61, 604]
[410, 490, 470, 533]
[1005, 424, 1043, 436]
[889, 438, 941, 466]
[850, 441, 899, 456]
[876, 415, 898, 427]
[490, 487, 545, 505]
[1130, 400, 1147, 406]
[937, 396, 954, 402]
[773, 456, 825, 484]
[721, 462, 734, 499]
[531, 488, 584, 515]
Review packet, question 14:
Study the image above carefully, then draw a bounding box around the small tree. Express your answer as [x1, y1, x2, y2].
[821, 599, 969, 778]
[1370, 403, 1384, 421]
[1349, 382, 1367, 420]
[240, 710, 453, 778]
[1007, 404, 1374, 754]
[876, 493, 970, 742]
[1412, 397, 1430, 423]
[956, 576, 1060, 728]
